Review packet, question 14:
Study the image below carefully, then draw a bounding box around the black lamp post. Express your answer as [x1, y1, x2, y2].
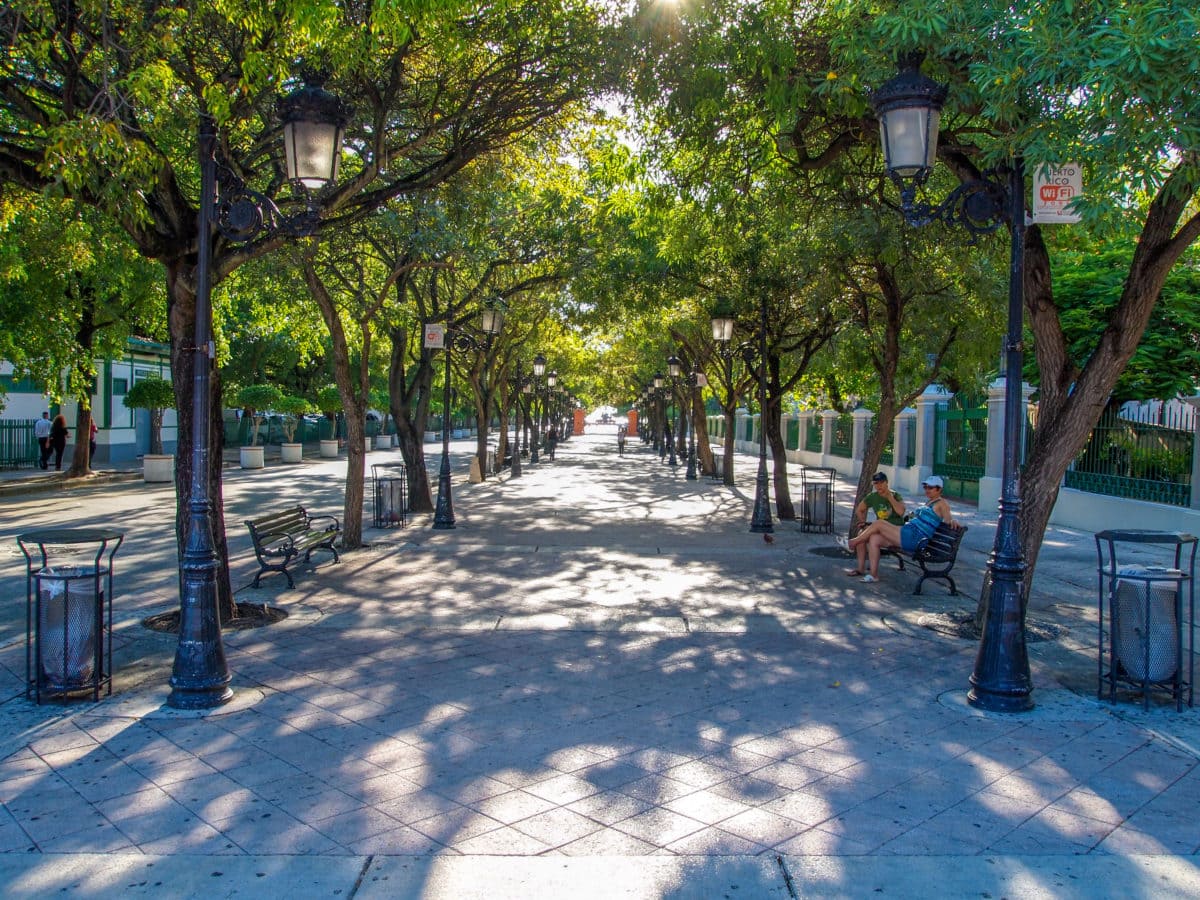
[653, 372, 667, 459]
[666, 356, 682, 467]
[433, 301, 505, 530]
[685, 363, 708, 480]
[529, 354, 546, 463]
[711, 311, 773, 533]
[169, 76, 347, 711]
[872, 52, 1032, 713]
[509, 361, 524, 478]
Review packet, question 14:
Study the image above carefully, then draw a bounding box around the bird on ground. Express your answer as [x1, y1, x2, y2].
[763, 533, 775, 544]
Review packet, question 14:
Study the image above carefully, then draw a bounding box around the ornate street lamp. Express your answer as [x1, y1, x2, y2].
[712, 312, 773, 533]
[433, 300, 505, 530]
[652, 371, 666, 459]
[873, 53, 1031, 713]
[509, 361, 525, 478]
[666, 356, 683, 467]
[685, 363, 708, 480]
[170, 75, 349, 711]
[529, 354, 546, 463]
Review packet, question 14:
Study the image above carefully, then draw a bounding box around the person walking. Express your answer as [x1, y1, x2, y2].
[34, 411, 51, 469]
[49, 413, 69, 471]
[89, 417, 99, 464]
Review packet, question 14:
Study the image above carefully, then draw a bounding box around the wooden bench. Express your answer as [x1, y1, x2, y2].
[245, 505, 341, 588]
[879, 522, 969, 595]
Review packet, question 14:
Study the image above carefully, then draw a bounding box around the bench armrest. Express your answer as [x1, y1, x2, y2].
[307, 514, 341, 533]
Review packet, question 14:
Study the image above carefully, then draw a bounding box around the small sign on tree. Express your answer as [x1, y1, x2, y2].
[1032, 164, 1083, 224]
[424, 323, 446, 349]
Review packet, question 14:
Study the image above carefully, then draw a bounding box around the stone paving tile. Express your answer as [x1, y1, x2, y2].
[310, 806, 406, 846]
[564, 789, 652, 827]
[344, 824, 450, 855]
[611, 807, 708, 847]
[374, 791, 472, 827]
[274, 788, 366, 825]
[138, 821, 245, 855]
[510, 806, 604, 849]
[662, 825, 769, 856]
[94, 786, 211, 845]
[470, 789, 558, 825]
[211, 809, 345, 855]
[662, 788, 754, 826]
[554, 826, 660, 856]
[711, 806, 808, 848]
[616, 773, 697, 806]
[448, 824, 553, 855]
[774, 825, 873, 856]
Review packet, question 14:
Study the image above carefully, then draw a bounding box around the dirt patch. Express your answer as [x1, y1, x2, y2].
[917, 609, 1067, 643]
[142, 602, 289, 634]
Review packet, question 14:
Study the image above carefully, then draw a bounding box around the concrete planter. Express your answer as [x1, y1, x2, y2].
[280, 442, 303, 464]
[319, 439, 339, 458]
[239, 446, 265, 469]
[375, 435, 392, 451]
[142, 454, 174, 483]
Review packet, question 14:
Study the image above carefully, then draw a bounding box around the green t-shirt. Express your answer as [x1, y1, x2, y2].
[863, 489, 905, 524]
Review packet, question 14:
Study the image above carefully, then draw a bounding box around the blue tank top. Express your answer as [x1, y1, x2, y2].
[909, 503, 943, 540]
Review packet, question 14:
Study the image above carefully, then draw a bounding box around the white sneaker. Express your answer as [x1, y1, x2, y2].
[860, 574, 877, 583]
[834, 535, 850, 552]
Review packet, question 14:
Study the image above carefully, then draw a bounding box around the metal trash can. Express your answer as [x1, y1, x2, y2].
[801, 466, 836, 533]
[1096, 530, 1197, 711]
[372, 463, 407, 528]
[18, 529, 122, 704]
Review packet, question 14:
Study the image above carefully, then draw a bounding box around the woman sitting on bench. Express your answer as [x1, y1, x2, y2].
[840, 475, 959, 583]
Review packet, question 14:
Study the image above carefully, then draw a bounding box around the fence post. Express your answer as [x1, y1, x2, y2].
[981, 377, 1035, 515]
[894, 409, 917, 493]
[820, 409, 838, 465]
[851, 407, 874, 470]
[914, 385, 950, 485]
[1187, 395, 1200, 510]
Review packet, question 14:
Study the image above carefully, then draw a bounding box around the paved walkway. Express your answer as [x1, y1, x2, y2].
[0, 431, 1198, 898]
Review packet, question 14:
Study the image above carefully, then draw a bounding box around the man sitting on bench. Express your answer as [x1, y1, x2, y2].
[838, 475, 960, 584]
[845, 472, 906, 579]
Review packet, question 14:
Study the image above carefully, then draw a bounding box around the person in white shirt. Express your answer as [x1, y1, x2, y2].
[34, 411, 51, 470]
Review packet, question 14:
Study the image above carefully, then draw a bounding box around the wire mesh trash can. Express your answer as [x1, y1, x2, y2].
[801, 466, 836, 534]
[372, 463, 407, 528]
[18, 529, 122, 704]
[1096, 530, 1197, 711]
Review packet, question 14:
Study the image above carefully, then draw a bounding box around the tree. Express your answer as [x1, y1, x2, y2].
[234, 384, 282, 447]
[833, 1, 1200, 587]
[0, 0, 618, 617]
[0, 193, 164, 473]
[123, 377, 176, 456]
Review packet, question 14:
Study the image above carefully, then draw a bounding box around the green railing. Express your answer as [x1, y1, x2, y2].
[0, 419, 38, 469]
[805, 417, 822, 452]
[1067, 406, 1192, 506]
[933, 396, 987, 502]
[869, 418, 895, 466]
[786, 418, 800, 451]
[830, 414, 853, 458]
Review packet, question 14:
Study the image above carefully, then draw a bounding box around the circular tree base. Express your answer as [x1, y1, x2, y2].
[142, 602, 288, 634]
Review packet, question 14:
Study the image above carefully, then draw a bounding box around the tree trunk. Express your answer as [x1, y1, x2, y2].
[722, 404, 736, 486]
[166, 262, 236, 623]
[1015, 167, 1200, 596]
[386, 323, 435, 512]
[765, 394, 794, 520]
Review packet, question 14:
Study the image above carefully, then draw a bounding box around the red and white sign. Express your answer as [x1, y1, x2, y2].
[424, 323, 446, 349]
[1032, 164, 1083, 224]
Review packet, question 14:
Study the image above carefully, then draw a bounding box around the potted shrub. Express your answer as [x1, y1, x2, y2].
[123, 376, 176, 482]
[235, 384, 281, 469]
[369, 388, 393, 450]
[317, 384, 342, 458]
[275, 394, 309, 464]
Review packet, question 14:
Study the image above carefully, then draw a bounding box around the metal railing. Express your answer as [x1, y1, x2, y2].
[1066, 405, 1192, 507]
[805, 417, 822, 452]
[830, 414, 853, 458]
[0, 419, 38, 469]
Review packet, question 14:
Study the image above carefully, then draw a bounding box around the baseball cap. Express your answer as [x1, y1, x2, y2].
[871, 472, 887, 482]
[922, 475, 944, 488]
